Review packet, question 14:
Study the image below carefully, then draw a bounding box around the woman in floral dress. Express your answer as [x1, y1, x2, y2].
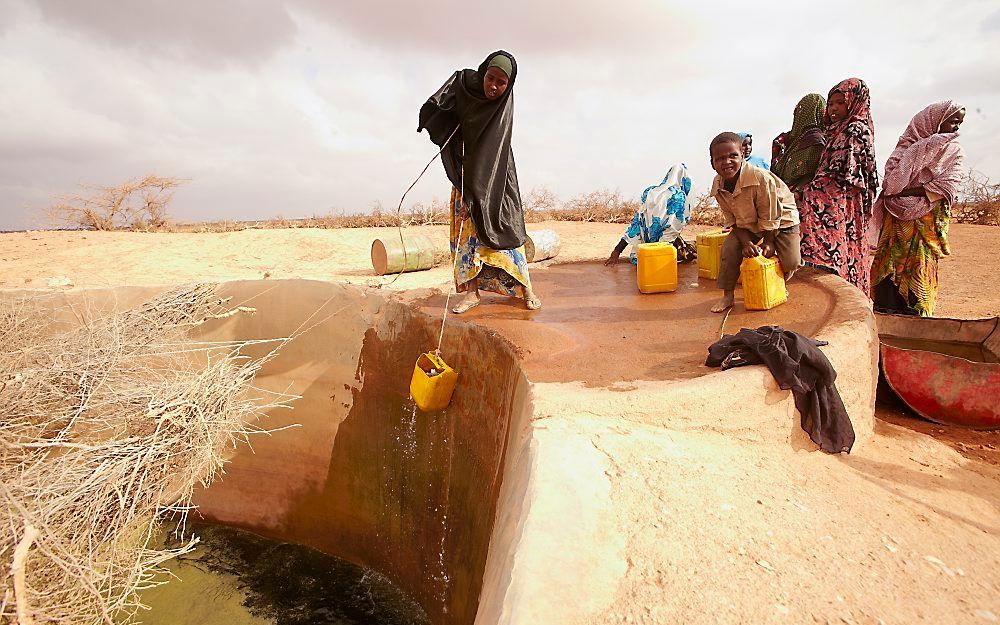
[798, 78, 880, 294]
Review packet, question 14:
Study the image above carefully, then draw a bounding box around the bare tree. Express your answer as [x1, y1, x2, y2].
[954, 168, 1000, 226]
[46, 175, 185, 231]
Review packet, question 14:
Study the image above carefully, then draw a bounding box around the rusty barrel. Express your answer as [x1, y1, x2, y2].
[525, 229, 561, 263]
[371, 235, 437, 276]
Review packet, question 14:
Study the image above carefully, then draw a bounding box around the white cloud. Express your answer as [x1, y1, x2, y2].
[0, 0, 998, 231]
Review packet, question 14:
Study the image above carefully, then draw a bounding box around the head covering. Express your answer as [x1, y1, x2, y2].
[869, 101, 966, 244]
[773, 93, 827, 185]
[736, 132, 771, 169]
[417, 50, 525, 250]
[622, 163, 693, 259]
[814, 78, 879, 206]
[486, 54, 513, 78]
[824, 78, 874, 137]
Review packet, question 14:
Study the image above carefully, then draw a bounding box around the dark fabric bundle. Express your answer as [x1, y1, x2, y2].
[417, 50, 526, 250]
[706, 326, 856, 454]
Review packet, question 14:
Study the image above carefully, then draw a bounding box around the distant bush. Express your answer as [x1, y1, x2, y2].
[165, 169, 999, 234]
[174, 187, 732, 232]
[689, 193, 725, 226]
[46, 175, 184, 231]
[953, 169, 1000, 226]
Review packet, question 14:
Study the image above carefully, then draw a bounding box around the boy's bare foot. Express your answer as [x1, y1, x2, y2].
[452, 291, 481, 314]
[711, 293, 734, 313]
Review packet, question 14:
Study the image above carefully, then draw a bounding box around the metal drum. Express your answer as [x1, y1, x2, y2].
[524, 229, 561, 263]
[370, 235, 437, 276]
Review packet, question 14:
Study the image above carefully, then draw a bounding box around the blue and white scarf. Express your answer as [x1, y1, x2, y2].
[622, 163, 693, 263]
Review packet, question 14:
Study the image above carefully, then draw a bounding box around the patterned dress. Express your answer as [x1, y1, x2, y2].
[799, 79, 879, 295]
[870, 201, 950, 316]
[869, 100, 965, 316]
[450, 187, 531, 298]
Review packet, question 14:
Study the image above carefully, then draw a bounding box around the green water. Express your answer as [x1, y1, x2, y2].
[136, 522, 430, 625]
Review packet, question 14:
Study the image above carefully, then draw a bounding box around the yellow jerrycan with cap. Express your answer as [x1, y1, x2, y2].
[696, 228, 728, 280]
[409, 351, 458, 412]
[636, 242, 678, 294]
[740, 255, 787, 310]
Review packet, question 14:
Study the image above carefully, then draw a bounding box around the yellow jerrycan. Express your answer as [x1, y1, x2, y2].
[740, 255, 787, 310]
[696, 229, 728, 280]
[636, 242, 678, 294]
[409, 351, 458, 412]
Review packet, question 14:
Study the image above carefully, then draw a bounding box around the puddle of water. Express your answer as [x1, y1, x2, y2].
[134, 522, 430, 625]
[881, 336, 998, 363]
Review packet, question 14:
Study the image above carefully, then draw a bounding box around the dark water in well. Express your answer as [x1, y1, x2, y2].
[136, 522, 430, 625]
[881, 336, 998, 363]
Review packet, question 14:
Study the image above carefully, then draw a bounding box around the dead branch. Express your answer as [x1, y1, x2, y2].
[0, 285, 293, 625]
[45, 176, 185, 231]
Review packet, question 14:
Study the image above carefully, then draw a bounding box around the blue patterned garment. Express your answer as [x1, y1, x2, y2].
[622, 163, 693, 264]
[738, 132, 771, 171]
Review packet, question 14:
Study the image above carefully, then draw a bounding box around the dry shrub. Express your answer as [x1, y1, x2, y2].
[523, 188, 561, 223]
[0, 285, 293, 625]
[46, 176, 185, 231]
[182, 198, 452, 233]
[953, 169, 1000, 226]
[689, 192, 726, 226]
[546, 190, 639, 223]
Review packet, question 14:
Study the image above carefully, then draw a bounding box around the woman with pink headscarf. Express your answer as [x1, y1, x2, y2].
[870, 101, 966, 316]
[799, 78, 880, 294]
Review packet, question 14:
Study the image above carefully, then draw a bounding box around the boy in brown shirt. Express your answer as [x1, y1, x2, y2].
[708, 132, 802, 313]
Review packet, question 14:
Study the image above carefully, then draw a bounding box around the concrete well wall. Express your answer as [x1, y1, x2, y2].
[6, 270, 878, 625]
[8, 280, 529, 625]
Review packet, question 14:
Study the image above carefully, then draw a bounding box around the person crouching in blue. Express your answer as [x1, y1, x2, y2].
[605, 163, 696, 266]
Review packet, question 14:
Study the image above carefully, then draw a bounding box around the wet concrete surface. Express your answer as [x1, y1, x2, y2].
[418, 261, 836, 387]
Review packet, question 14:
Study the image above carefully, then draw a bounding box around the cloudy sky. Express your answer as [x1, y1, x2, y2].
[1, 0, 998, 231]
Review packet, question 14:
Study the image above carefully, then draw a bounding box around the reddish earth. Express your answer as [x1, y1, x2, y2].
[418, 261, 835, 386]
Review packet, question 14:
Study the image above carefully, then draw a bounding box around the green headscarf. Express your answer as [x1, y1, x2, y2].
[774, 93, 827, 188]
[486, 54, 513, 78]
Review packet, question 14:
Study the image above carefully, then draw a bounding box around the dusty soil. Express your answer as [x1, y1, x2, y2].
[2, 221, 999, 624]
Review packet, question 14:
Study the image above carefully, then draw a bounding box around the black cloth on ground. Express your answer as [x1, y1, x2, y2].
[417, 50, 526, 250]
[706, 325, 856, 454]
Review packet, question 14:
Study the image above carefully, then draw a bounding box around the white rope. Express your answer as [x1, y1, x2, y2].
[719, 307, 732, 339]
[436, 142, 466, 355]
[386, 125, 460, 286]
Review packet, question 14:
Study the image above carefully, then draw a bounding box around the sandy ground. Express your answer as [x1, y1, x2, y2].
[2, 221, 999, 624]
[1, 221, 996, 318]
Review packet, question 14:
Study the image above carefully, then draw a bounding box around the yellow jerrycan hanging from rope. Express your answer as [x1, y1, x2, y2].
[410, 351, 458, 413]
[406, 136, 466, 414]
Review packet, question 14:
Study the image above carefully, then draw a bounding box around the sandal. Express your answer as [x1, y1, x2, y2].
[452, 296, 480, 314]
[526, 295, 542, 311]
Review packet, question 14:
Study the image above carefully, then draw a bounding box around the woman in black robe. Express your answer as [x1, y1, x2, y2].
[418, 51, 540, 313]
